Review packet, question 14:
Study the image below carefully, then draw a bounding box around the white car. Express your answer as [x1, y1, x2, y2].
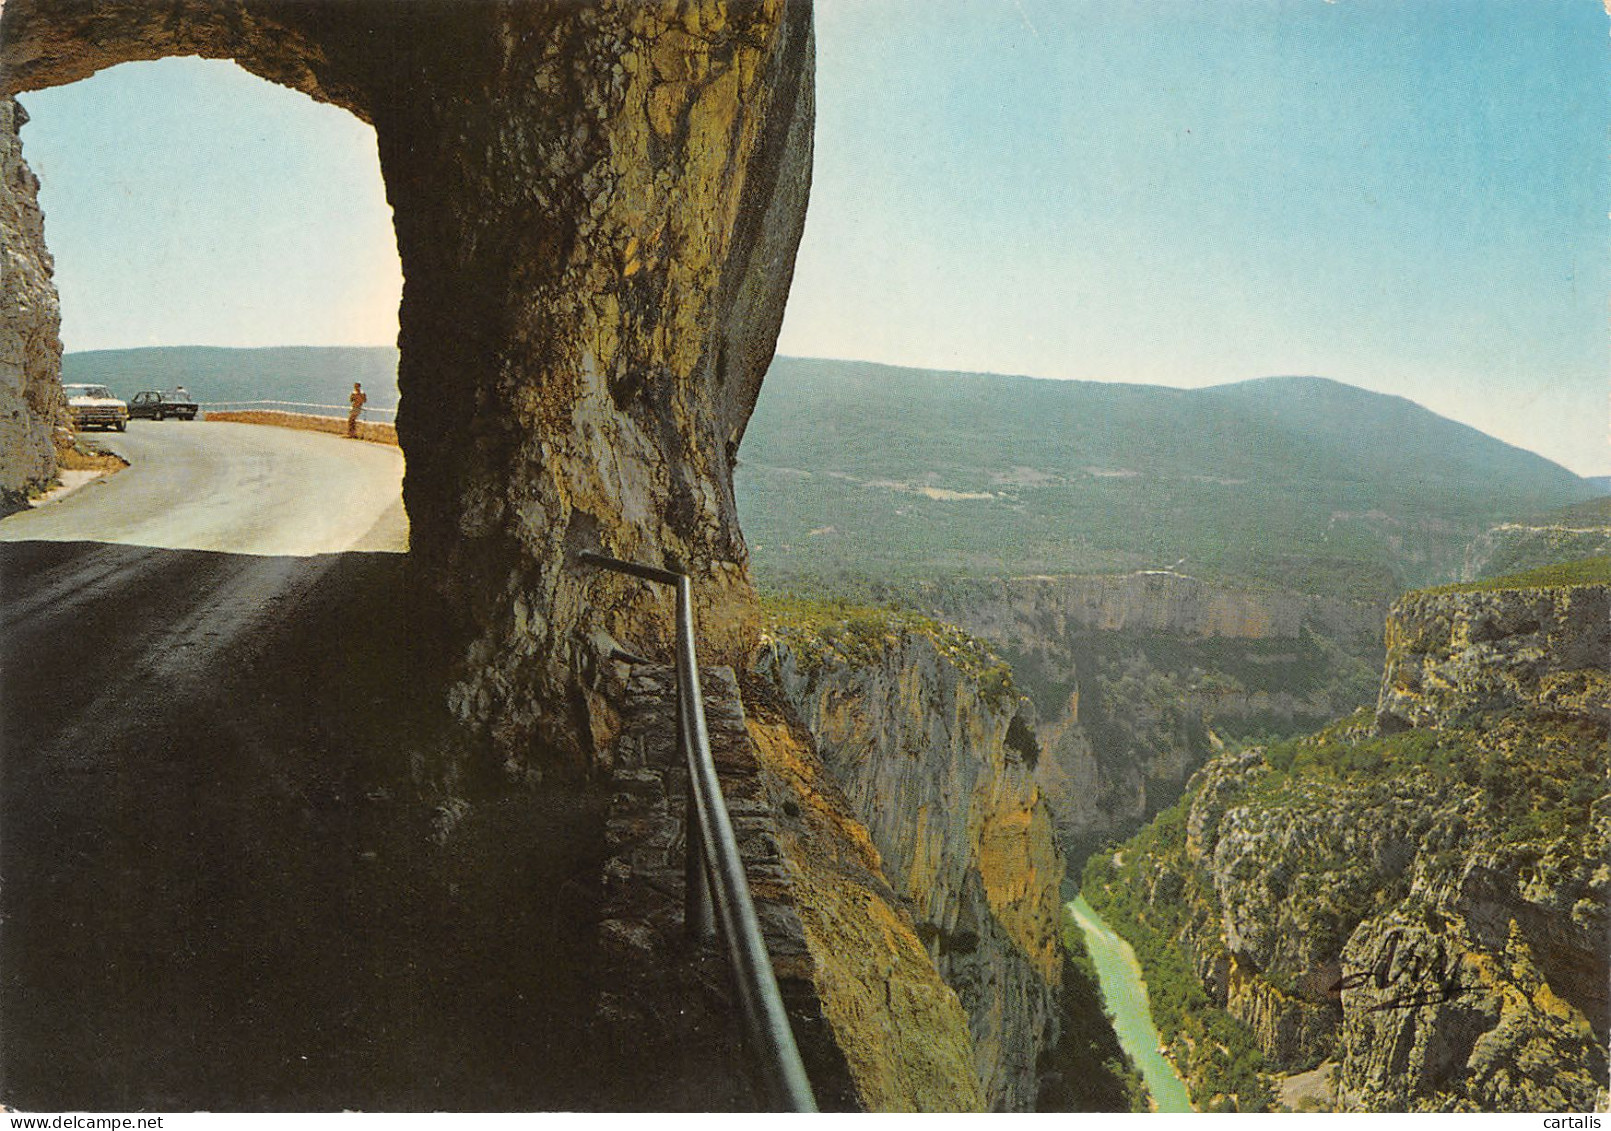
[62, 383, 128, 432]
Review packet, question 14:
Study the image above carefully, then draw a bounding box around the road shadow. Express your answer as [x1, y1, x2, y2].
[0, 541, 608, 1111]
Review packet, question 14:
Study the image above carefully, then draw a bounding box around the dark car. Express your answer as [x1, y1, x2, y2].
[128, 390, 199, 421]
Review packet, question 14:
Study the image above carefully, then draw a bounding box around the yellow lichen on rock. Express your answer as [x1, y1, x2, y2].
[747, 717, 985, 1112]
[755, 611, 1068, 1110]
[974, 799, 1062, 984]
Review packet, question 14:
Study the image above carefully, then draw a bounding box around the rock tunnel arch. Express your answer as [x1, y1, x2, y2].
[27, 55, 405, 431]
[1, 0, 815, 769]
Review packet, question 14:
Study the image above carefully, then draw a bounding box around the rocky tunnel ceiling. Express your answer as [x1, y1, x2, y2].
[0, 0, 815, 767]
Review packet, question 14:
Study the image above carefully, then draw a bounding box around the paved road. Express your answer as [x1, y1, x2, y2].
[0, 419, 408, 555]
[1, 423, 408, 748]
[0, 421, 603, 1110]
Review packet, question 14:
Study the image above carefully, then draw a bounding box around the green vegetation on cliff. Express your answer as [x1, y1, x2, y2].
[1436, 554, 1611, 594]
[761, 595, 1021, 713]
[1262, 709, 1604, 853]
[1460, 497, 1611, 583]
[1081, 578, 1609, 1112]
[1011, 622, 1380, 753]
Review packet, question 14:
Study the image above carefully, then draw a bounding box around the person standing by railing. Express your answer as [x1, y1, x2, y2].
[347, 382, 367, 438]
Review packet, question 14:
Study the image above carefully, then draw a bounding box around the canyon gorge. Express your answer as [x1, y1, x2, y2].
[1083, 579, 1609, 1111]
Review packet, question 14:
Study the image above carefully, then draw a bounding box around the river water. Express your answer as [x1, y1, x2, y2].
[1066, 894, 1194, 1113]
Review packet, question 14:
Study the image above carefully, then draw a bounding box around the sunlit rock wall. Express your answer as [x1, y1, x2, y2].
[378, 1, 816, 769]
[1376, 584, 1610, 733]
[0, 97, 65, 505]
[595, 661, 985, 1111]
[930, 571, 1384, 646]
[755, 611, 1064, 1111]
[745, 695, 988, 1112]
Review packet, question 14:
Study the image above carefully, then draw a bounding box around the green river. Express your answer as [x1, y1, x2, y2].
[1066, 894, 1194, 1113]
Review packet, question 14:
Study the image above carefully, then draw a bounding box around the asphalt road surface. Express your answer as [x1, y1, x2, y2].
[0, 421, 605, 1110]
[0, 420, 409, 555]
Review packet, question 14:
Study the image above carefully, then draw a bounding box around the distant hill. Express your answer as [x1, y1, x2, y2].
[64, 346, 400, 413]
[733, 358, 1601, 601]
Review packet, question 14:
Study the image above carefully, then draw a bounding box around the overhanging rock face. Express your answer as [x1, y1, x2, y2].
[1, 0, 815, 768]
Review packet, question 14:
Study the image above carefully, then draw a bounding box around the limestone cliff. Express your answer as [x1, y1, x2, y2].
[596, 660, 983, 1111]
[920, 572, 1383, 857]
[0, 97, 65, 506]
[932, 572, 1382, 646]
[1376, 584, 1609, 734]
[744, 692, 987, 1111]
[1084, 580, 1609, 1112]
[3, 0, 814, 767]
[754, 604, 1065, 1111]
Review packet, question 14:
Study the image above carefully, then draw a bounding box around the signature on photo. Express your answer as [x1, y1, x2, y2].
[1325, 927, 1470, 1013]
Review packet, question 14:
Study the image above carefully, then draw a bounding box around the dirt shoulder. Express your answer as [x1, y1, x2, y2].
[19, 432, 131, 510]
[204, 409, 398, 446]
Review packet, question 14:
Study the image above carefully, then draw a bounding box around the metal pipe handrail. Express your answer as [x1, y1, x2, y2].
[578, 550, 817, 1113]
[197, 399, 398, 417]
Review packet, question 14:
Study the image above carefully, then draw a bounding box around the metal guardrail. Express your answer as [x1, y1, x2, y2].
[197, 399, 398, 418]
[577, 551, 817, 1113]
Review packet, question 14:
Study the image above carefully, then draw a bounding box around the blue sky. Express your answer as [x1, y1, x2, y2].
[14, 0, 1610, 475]
[18, 59, 402, 349]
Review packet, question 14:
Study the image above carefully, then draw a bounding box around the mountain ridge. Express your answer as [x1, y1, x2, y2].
[748, 358, 1590, 488]
[735, 357, 1598, 601]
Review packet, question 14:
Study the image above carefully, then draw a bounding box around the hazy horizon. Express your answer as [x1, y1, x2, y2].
[16, 1, 1609, 477]
[61, 343, 1606, 484]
